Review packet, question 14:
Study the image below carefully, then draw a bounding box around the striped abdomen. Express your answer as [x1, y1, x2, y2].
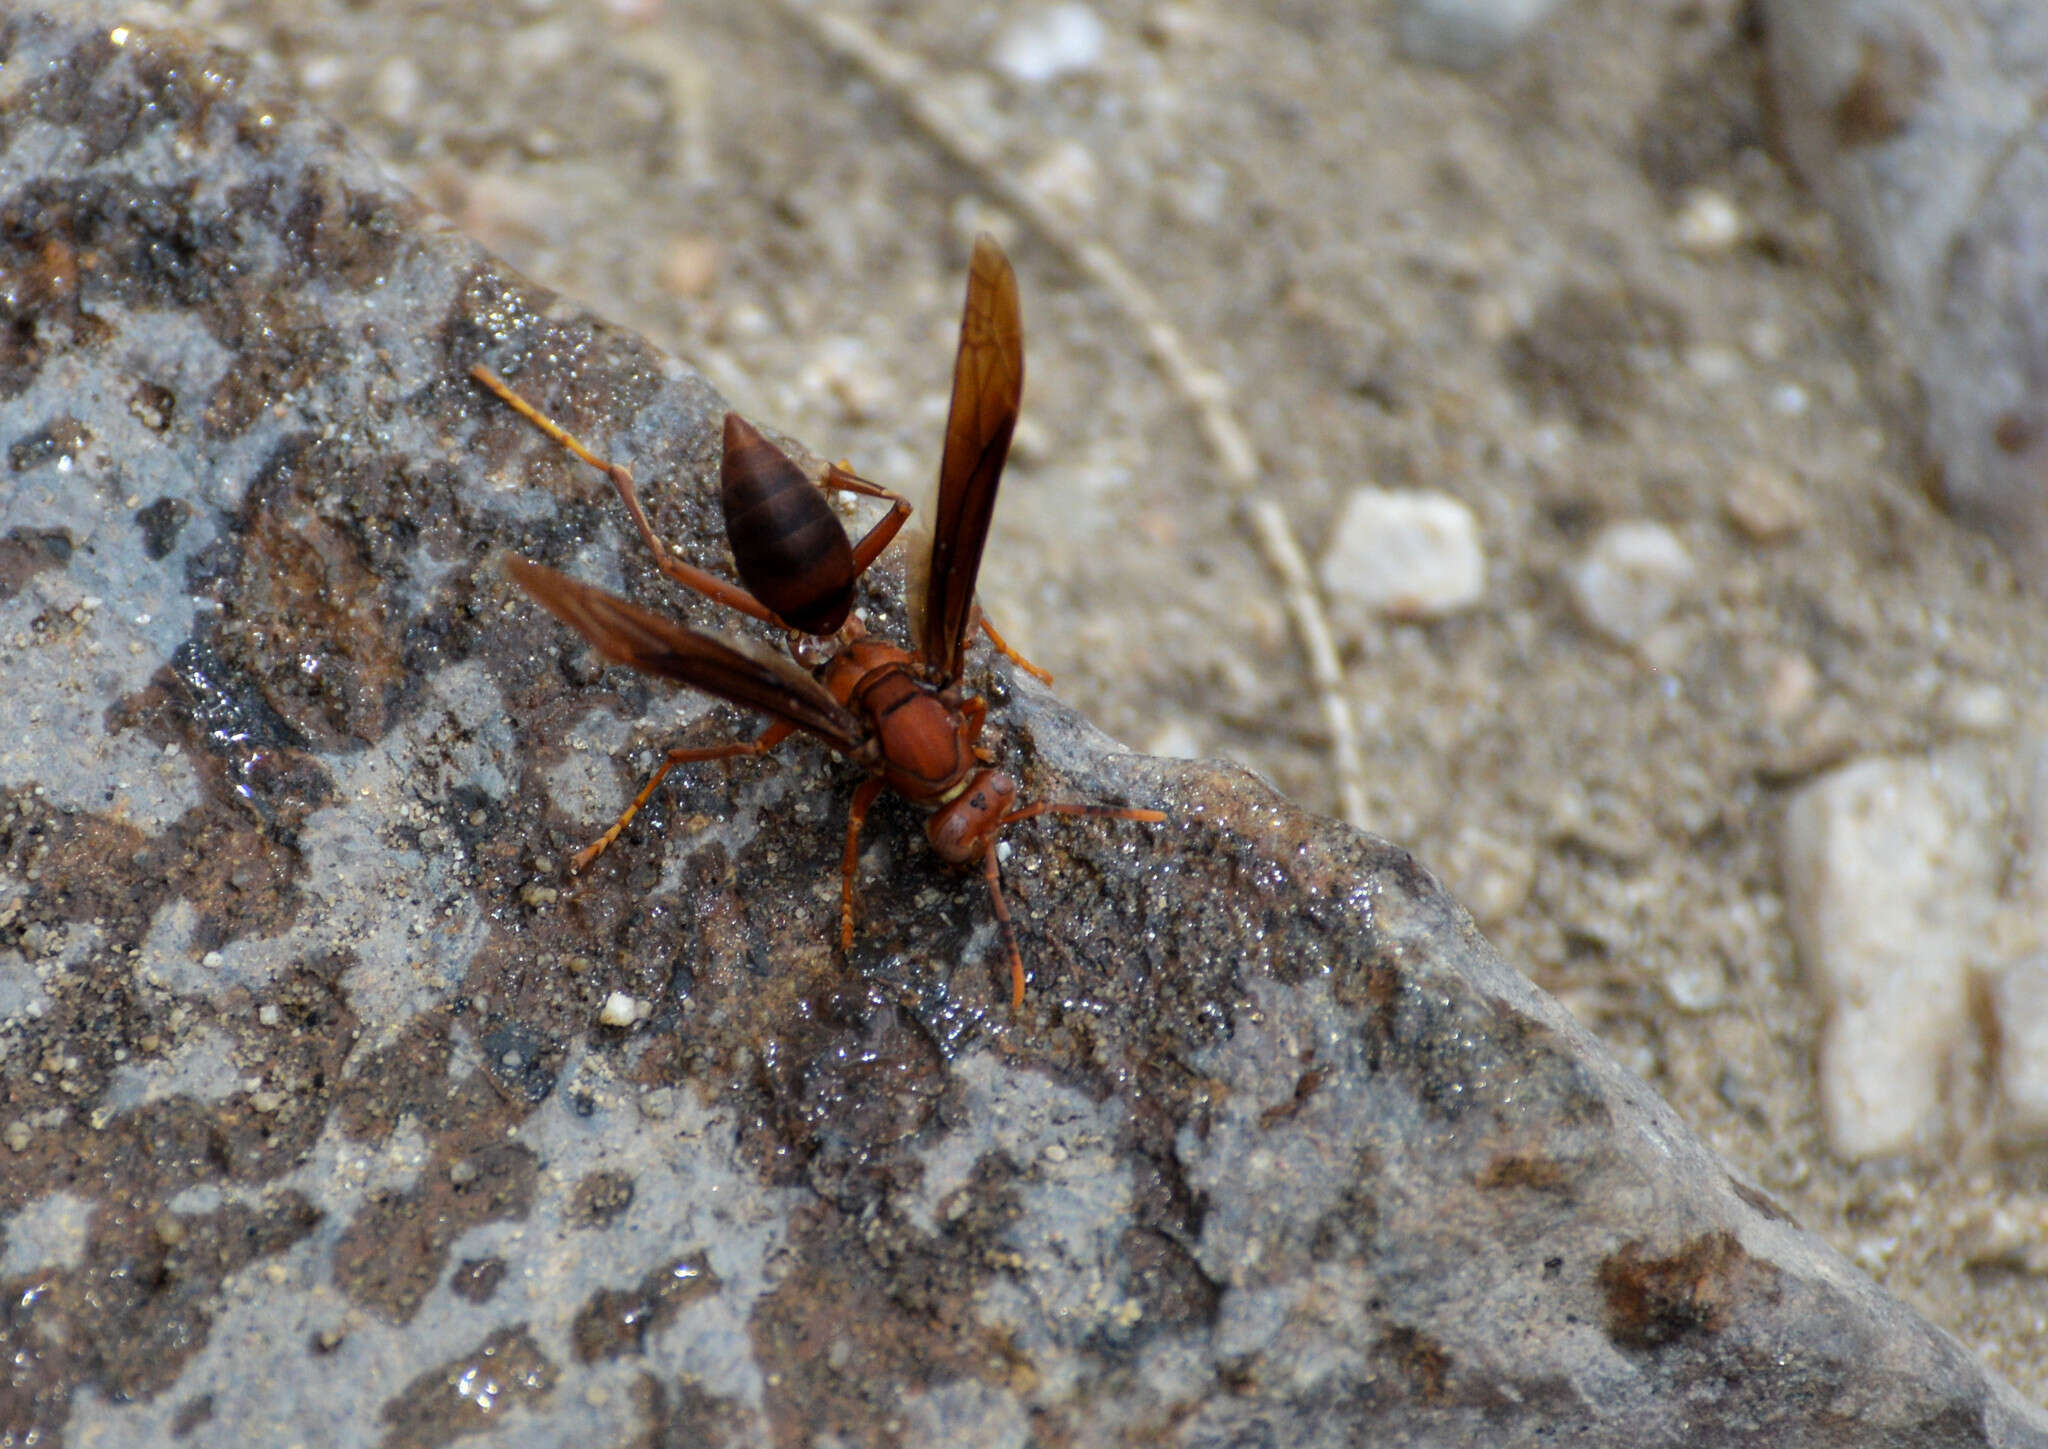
[720, 412, 856, 635]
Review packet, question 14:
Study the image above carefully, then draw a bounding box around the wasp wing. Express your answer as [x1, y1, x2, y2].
[912, 233, 1023, 684]
[505, 556, 865, 753]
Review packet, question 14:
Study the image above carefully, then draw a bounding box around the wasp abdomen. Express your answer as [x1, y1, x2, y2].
[720, 413, 856, 635]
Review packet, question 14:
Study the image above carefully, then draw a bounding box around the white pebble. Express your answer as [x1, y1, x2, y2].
[1318, 488, 1485, 630]
[990, 4, 1106, 84]
[1023, 139, 1100, 221]
[1144, 720, 1204, 760]
[1781, 755, 2001, 1160]
[371, 56, 420, 123]
[1392, 0, 1560, 70]
[599, 991, 641, 1028]
[1770, 383, 1809, 416]
[1568, 521, 1695, 645]
[1941, 681, 2013, 735]
[1672, 188, 1745, 255]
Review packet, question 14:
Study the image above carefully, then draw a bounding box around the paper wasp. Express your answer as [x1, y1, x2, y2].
[478, 236, 1162, 1007]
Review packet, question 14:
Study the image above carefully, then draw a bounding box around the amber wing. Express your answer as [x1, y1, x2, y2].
[504, 556, 866, 751]
[915, 233, 1024, 684]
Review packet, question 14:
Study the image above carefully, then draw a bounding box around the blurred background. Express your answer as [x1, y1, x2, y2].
[145, 0, 2048, 1400]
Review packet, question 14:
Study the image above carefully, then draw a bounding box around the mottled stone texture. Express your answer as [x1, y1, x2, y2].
[1, 5, 2044, 1446]
[1765, 0, 2048, 587]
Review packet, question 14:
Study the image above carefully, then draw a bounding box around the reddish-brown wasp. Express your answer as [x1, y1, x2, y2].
[477, 235, 1163, 1007]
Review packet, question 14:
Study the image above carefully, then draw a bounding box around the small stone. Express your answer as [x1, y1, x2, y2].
[1672, 188, 1746, 255]
[449, 1158, 480, 1187]
[1662, 961, 1727, 1013]
[1319, 487, 1486, 627]
[599, 991, 641, 1028]
[249, 1090, 284, 1114]
[257, 1003, 282, 1028]
[990, 4, 1106, 84]
[1760, 651, 1821, 725]
[1022, 139, 1100, 221]
[1941, 681, 2013, 735]
[521, 882, 559, 908]
[3, 1121, 31, 1152]
[638, 1086, 677, 1121]
[371, 55, 420, 123]
[1782, 755, 2001, 1160]
[1723, 463, 1812, 542]
[1687, 344, 1746, 385]
[1144, 720, 1203, 760]
[1568, 521, 1695, 645]
[1392, 0, 1561, 70]
[656, 235, 721, 299]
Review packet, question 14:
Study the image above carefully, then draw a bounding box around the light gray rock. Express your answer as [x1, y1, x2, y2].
[1781, 754, 2002, 1160]
[1764, 0, 2048, 586]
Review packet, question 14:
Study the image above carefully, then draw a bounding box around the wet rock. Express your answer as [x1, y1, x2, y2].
[1764, 0, 2048, 586]
[4, 6, 2047, 1446]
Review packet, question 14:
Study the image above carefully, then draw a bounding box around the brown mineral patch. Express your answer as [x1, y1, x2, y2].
[622, 1373, 755, 1449]
[134, 495, 194, 559]
[1377, 1324, 1453, 1404]
[449, 1257, 507, 1304]
[1478, 1152, 1572, 1192]
[0, 1192, 318, 1435]
[376, 1326, 557, 1449]
[570, 1251, 719, 1363]
[333, 1141, 539, 1323]
[7, 414, 92, 472]
[1118, 1228, 1220, 1332]
[568, 1169, 636, 1229]
[752, 1199, 1009, 1447]
[1831, 32, 1938, 148]
[225, 438, 409, 748]
[0, 525, 72, 599]
[1598, 1229, 1780, 1350]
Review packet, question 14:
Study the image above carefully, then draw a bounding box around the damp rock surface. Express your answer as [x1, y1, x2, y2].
[2, 6, 2047, 1447]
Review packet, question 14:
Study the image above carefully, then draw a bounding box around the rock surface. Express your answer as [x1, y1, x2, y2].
[1764, 0, 2048, 587]
[2, 6, 2047, 1446]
